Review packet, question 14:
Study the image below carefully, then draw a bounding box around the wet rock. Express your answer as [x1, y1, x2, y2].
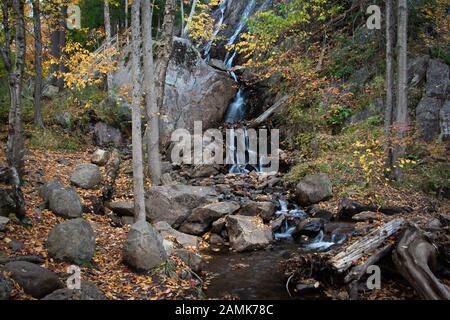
[310, 208, 333, 222]
[416, 97, 443, 141]
[426, 59, 449, 98]
[226, 215, 273, 252]
[337, 198, 367, 219]
[93, 122, 123, 147]
[352, 211, 385, 222]
[106, 201, 134, 217]
[145, 185, 218, 228]
[211, 217, 226, 234]
[295, 218, 324, 238]
[47, 218, 96, 264]
[0, 273, 11, 300]
[123, 221, 167, 271]
[324, 222, 355, 237]
[91, 149, 110, 166]
[48, 187, 83, 219]
[70, 164, 102, 189]
[154, 221, 200, 249]
[173, 249, 204, 273]
[239, 201, 276, 222]
[0, 216, 9, 232]
[295, 174, 332, 206]
[270, 215, 285, 232]
[5, 261, 62, 299]
[180, 201, 240, 235]
[42, 281, 107, 300]
[208, 58, 227, 71]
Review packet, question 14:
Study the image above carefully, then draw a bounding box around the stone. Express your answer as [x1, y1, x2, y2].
[39, 179, 64, 206]
[9, 240, 23, 252]
[154, 221, 200, 250]
[239, 201, 276, 222]
[324, 222, 355, 237]
[106, 202, 134, 217]
[53, 111, 73, 129]
[270, 215, 285, 232]
[70, 164, 102, 189]
[47, 218, 96, 264]
[226, 215, 273, 252]
[295, 174, 333, 206]
[189, 165, 220, 178]
[179, 201, 240, 235]
[0, 273, 11, 300]
[352, 211, 385, 222]
[123, 221, 167, 271]
[0, 188, 25, 218]
[209, 234, 225, 246]
[337, 198, 367, 219]
[208, 58, 227, 71]
[173, 249, 204, 273]
[93, 122, 123, 147]
[91, 149, 110, 166]
[4, 261, 62, 299]
[42, 84, 59, 98]
[145, 185, 218, 228]
[416, 97, 443, 142]
[42, 281, 107, 300]
[408, 55, 429, 87]
[0, 216, 9, 232]
[48, 187, 83, 219]
[211, 217, 226, 234]
[440, 100, 450, 141]
[295, 218, 325, 238]
[426, 59, 449, 98]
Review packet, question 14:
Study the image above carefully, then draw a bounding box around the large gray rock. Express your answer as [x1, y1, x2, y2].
[42, 84, 59, 99]
[416, 97, 443, 141]
[0, 216, 10, 232]
[106, 201, 134, 217]
[39, 179, 64, 207]
[145, 185, 219, 228]
[70, 164, 102, 189]
[239, 201, 276, 222]
[123, 221, 167, 271]
[426, 59, 449, 98]
[173, 249, 204, 273]
[42, 281, 107, 300]
[112, 38, 237, 146]
[91, 149, 109, 166]
[48, 187, 83, 219]
[93, 122, 123, 147]
[53, 111, 73, 129]
[408, 55, 429, 87]
[180, 201, 240, 235]
[4, 261, 62, 299]
[0, 273, 11, 300]
[47, 218, 96, 264]
[440, 100, 450, 141]
[0, 188, 25, 218]
[154, 221, 200, 249]
[295, 174, 333, 206]
[226, 215, 273, 252]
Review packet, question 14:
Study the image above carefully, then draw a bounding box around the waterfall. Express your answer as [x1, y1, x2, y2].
[203, 0, 229, 61]
[274, 200, 307, 240]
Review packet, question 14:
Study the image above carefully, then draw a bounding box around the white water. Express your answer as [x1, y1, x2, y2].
[203, 0, 229, 61]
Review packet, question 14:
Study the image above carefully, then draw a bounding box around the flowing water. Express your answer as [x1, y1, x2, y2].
[203, 0, 229, 61]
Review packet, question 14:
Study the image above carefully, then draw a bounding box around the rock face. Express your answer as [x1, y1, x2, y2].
[112, 38, 237, 146]
[42, 281, 107, 300]
[180, 201, 240, 235]
[408, 55, 429, 87]
[416, 97, 443, 141]
[48, 187, 83, 219]
[226, 215, 273, 252]
[154, 221, 200, 249]
[239, 201, 276, 222]
[0, 273, 11, 300]
[123, 221, 167, 271]
[4, 261, 62, 299]
[426, 59, 449, 98]
[91, 149, 110, 166]
[441, 100, 450, 141]
[47, 218, 96, 264]
[145, 185, 218, 228]
[93, 122, 123, 147]
[70, 164, 102, 189]
[295, 174, 333, 206]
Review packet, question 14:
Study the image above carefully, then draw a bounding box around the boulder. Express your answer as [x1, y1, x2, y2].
[226, 215, 273, 252]
[239, 201, 276, 222]
[0, 188, 25, 218]
[42, 84, 59, 99]
[47, 218, 96, 264]
[42, 281, 107, 300]
[145, 185, 218, 228]
[337, 198, 367, 219]
[39, 179, 64, 207]
[352, 211, 386, 222]
[208, 58, 227, 71]
[426, 59, 449, 98]
[408, 55, 429, 87]
[440, 100, 450, 141]
[0, 273, 11, 300]
[179, 201, 240, 235]
[295, 174, 333, 206]
[70, 164, 102, 189]
[211, 217, 226, 234]
[154, 221, 200, 249]
[416, 97, 443, 141]
[93, 122, 123, 147]
[91, 149, 110, 166]
[189, 164, 220, 178]
[209, 234, 225, 246]
[48, 187, 83, 219]
[53, 111, 73, 129]
[0, 216, 9, 232]
[106, 201, 134, 217]
[4, 261, 62, 299]
[173, 249, 204, 273]
[295, 218, 325, 238]
[123, 221, 167, 271]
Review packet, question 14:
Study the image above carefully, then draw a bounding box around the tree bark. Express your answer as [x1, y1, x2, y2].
[104, 0, 113, 96]
[130, 0, 146, 223]
[32, 0, 44, 128]
[142, 0, 162, 185]
[384, 0, 394, 171]
[50, 5, 67, 89]
[182, 0, 197, 38]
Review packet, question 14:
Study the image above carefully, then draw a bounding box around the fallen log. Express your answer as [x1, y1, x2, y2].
[393, 226, 450, 300]
[248, 96, 288, 128]
[330, 219, 405, 273]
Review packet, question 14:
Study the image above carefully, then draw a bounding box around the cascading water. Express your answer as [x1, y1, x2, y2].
[203, 0, 229, 61]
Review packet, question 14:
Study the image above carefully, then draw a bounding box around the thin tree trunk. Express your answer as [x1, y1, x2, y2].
[104, 0, 113, 96]
[32, 0, 44, 128]
[180, 0, 185, 35]
[57, 5, 67, 90]
[182, 0, 197, 38]
[384, 0, 394, 171]
[130, 0, 146, 222]
[142, 0, 162, 185]
[393, 0, 408, 181]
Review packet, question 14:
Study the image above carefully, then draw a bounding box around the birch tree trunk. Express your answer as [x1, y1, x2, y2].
[130, 0, 146, 222]
[182, 0, 197, 38]
[384, 0, 394, 171]
[393, 0, 408, 181]
[142, 0, 162, 185]
[104, 0, 113, 96]
[32, 0, 44, 128]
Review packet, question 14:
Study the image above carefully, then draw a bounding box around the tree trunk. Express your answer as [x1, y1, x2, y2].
[142, 0, 162, 185]
[384, 0, 394, 171]
[130, 0, 146, 223]
[182, 0, 197, 38]
[180, 0, 185, 36]
[104, 0, 113, 96]
[393, 0, 408, 181]
[32, 0, 44, 128]
[50, 5, 67, 89]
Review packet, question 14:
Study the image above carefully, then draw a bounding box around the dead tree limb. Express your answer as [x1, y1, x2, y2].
[393, 226, 450, 300]
[248, 96, 288, 128]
